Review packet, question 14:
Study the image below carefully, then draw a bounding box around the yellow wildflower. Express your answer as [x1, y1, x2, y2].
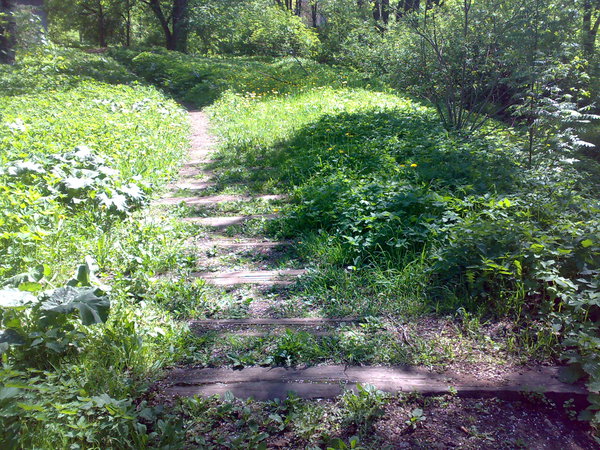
[410, 163, 418, 167]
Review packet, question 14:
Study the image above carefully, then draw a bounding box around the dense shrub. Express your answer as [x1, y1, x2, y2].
[189, 0, 319, 57]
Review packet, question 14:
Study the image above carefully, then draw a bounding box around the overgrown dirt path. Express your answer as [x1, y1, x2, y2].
[152, 111, 594, 447]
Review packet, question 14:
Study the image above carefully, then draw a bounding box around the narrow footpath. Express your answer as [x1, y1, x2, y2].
[156, 111, 585, 403]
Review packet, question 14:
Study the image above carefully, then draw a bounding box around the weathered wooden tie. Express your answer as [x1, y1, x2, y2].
[173, 180, 216, 191]
[196, 238, 292, 251]
[193, 269, 306, 286]
[164, 365, 586, 402]
[183, 214, 279, 228]
[157, 194, 286, 206]
[190, 317, 358, 336]
[191, 318, 357, 327]
[198, 330, 335, 337]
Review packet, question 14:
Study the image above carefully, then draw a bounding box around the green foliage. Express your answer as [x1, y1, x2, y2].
[190, 0, 320, 57]
[4, 145, 147, 218]
[111, 48, 379, 108]
[268, 329, 311, 367]
[405, 407, 426, 430]
[340, 384, 388, 436]
[0, 366, 183, 449]
[0, 273, 109, 362]
[0, 47, 191, 446]
[46, 0, 143, 47]
[327, 436, 363, 450]
[0, 46, 136, 96]
[316, 0, 381, 65]
[178, 391, 371, 447]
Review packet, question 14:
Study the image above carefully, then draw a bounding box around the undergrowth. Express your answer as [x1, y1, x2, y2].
[0, 47, 194, 447]
[121, 49, 599, 432]
[2, 44, 598, 446]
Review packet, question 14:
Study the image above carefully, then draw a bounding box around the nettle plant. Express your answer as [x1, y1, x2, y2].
[0, 259, 110, 364]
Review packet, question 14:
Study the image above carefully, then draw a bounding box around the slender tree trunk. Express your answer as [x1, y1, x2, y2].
[143, 0, 189, 52]
[373, 0, 381, 22]
[0, 0, 16, 64]
[145, 0, 173, 49]
[381, 0, 390, 24]
[373, 0, 390, 32]
[172, 0, 189, 52]
[311, 1, 318, 27]
[582, 0, 600, 60]
[126, 13, 131, 47]
[125, 0, 132, 47]
[98, 2, 107, 47]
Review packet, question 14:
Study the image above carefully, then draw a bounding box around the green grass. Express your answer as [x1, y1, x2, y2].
[143, 50, 598, 429]
[3, 44, 599, 446]
[183, 325, 454, 368]
[110, 48, 385, 108]
[0, 49, 189, 279]
[0, 47, 195, 447]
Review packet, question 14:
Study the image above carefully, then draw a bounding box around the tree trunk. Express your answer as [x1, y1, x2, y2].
[381, 0, 390, 24]
[0, 0, 16, 64]
[124, 0, 132, 47]
[145, 0, 173, 49]
[98, 2, 106, 47]
[582, 0, 600, 60]
[143, 0, 189, 51]
[172, 0, 189, 52]
[126, 12, 131, 47]
[373, 0, 389, 32]
[311, 2, 318, 27]
[373, 0, 381, 22]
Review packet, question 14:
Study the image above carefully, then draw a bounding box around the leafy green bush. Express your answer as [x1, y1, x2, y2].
[188, 0, 320, 57]
[0, 259, 109, 365]
[340, 384, 388, 436]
